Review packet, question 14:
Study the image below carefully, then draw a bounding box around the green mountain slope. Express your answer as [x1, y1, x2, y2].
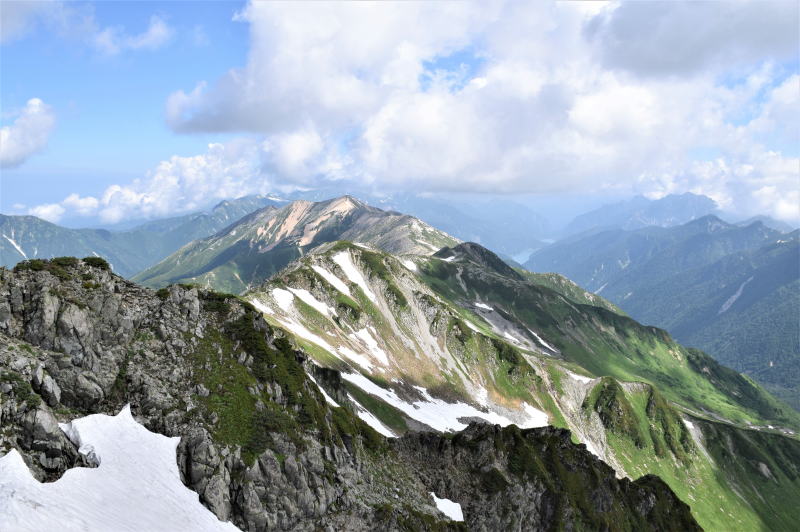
[134, 196, 458, 294]
[526, 217, 800, 409]
[0, 195, 279, 276]
[241, 240, 800, 531]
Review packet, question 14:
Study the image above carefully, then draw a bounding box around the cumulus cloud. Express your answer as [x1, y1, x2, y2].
[29, 139, 272, 224]
[44, 0, 799, 223]
[28, 203, 65, 223]
[94, 15, 173, 55]
[1, 1, 173, 55]
[0, 98, 56, 168]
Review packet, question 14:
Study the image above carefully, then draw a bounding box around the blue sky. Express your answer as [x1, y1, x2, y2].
[1, 1, 798, 225]
[1, 1, 248, 211]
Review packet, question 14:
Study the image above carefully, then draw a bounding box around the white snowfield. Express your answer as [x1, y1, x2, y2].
[0, 406, 238, 532]
[474, 302, 493, 311]
[341, 372, 548, 432]
[430, 492, 464, 521]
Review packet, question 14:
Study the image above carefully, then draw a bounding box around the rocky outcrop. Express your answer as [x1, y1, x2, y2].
[0, 258, 699, 530]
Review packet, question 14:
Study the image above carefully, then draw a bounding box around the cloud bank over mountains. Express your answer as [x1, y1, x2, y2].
[17, 0, 800, 224]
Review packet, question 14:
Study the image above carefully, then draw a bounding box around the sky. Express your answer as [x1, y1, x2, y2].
[1, 0, 798, 226]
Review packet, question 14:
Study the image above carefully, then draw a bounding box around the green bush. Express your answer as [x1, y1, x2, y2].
[83, 256, 111, 270]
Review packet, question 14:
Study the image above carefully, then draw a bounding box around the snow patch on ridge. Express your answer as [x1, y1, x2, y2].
[474, 302, 493, 311]
[341, 373, 547, 433]
[352, 328, 390, 365]
[312, 265, 351, 296]
[0, 406, 238, 532]
[289, 287, 335, 317]
[333, 251, 376, 301]
[271, 288, 295, 311]
[430, 492, 464, 521]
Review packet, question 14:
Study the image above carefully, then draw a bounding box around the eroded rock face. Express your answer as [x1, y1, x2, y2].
[0, 260, 699, 531]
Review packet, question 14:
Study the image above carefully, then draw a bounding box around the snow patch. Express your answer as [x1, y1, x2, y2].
[401, 259, 418, 272]
[566, 370, 592, 384]
[430, 493, 464, 522]
[348, 395, 396, 437]
[271, 288, 295, 311]
[333, 251, 376, 301]
[2, 234, 27, 259]
[0, 406, 238, 532]
[306, 373, 340, 407]
[341, 373, 546, 433]
[312, 265, 351, 296]
[338, 346, 374, 372]
[352, 328, 390, 365]
[474, 302, 493, 311]
[250, 298, 274, 315]
[289, 288, 335, 317]
[527, 328, 556, 352]
[440, 255, 455, 262]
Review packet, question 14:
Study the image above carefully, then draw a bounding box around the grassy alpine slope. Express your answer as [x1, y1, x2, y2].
[244, 240, 800, 531]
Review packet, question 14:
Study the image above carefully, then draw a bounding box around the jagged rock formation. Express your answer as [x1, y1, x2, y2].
[0, 258, 699, 530]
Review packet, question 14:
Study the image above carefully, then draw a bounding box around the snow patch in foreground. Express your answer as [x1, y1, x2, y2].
[430, 493, 464, 521]
[0, 406, 237, 532]
[341, 372, 547, 432]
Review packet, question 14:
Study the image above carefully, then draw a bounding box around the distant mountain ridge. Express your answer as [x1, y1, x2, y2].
[563, 193, 719, 236]
[527, 215, 800, 409]
[0, 195, 280, 276]
[133, 196, 459, 293]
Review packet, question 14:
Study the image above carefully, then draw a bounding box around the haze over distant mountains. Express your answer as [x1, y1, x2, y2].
[527, 215, 800, 409]
[0, 196, 281, 276]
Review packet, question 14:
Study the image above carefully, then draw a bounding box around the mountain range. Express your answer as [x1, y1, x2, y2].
[133, 196, 459, 294]
[527, 215, 800, 410]
[2, 195, 799, 530]
[0, 195, 280, 277]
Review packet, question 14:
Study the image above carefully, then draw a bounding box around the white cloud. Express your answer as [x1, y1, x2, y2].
[0, 98, 56, 168]
[28, 202, 65, 223]
[585, 1, 799, 77]
[94, 15, 173, 55]
[41, 0, 799, 223]
[1, 1, 173, 55]
[29, 139, 272, 224]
